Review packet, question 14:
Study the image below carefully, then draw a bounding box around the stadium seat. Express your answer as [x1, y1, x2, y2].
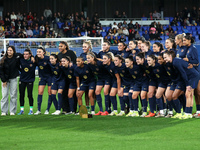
[186, 26, 192, 30]
[196, 26, 200, 31]
[142, 17, 147, 20]
[142, 26, 148, 31]
[177, 21, 181, 26]
[177, 31, 182, 34]
[164, 17, 169, 20]
[101, 32, 107, 37]
[195, 35, 199, 41]
[81, 32, 85, 36]
[192, 31, 197, 35]
[139, 31, 143, 36]
[164, 36, 169, 39]
[102, 27, 106, 31]
[177, 26, 182, 31]
[163, 26, 167, 30]
[169, 17, 174, 23]
[172, 26, 177, 31]
[191, 26, 196, 31]
[57, 22, 64, 29]
[106, 27, 111, 32]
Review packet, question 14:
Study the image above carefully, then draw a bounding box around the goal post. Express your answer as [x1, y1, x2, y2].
[0, 37, 104, 57]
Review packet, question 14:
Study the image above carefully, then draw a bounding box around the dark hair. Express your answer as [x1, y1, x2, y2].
[129, 40, 138, 46]
[136, 52, 145, 59]
[166, 38, 176, 49]
[38, 47, 46, 54]
[153, 42, 164, 51]
[77, 56, 84, 61]
[183, 34, 195, 43]
[50, 54, 60, 63]
[0, 46, 16, 65]
[119, 42, 127, 49]
[164, 50, 176, 59]
[62, 56, 71, 62]
[148, 54, 157, 61]
[125, 55, 134, 62]
[104, 40, 111, 46]
[24, 48, 33, 56]
[114, 54, 124, 63]
[35, 47, 46, 64]
[59, 41, 69, 50]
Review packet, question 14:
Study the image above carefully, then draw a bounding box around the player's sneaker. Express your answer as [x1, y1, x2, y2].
[1, 112, 6, 116]
[140, 112, 147, 117]
[44, 110, 49, 115]
[10, 112, 15, 116]
[65, 111, 74, 115]
[34, 110, 41, 115]
[108, 111, 118, 116]
[155, 112, 165, 118]
[172, 113, 182, 119]
[91, 111, 95, 115]
[145, 112, 155, 117]
[94, 111, 103, 116]
[116, 111, 125, 116]
[180, 114, 192, 119]
[18, 110, 24, 115]
[75, 112, 79, 115]
[165, 113, 173, 118]
[52, 110, 61, 115]
[28, 110, 33, 115]
[101, 111, 109, 116]
[195, 113, 200, 118]
[132, 111, 139, 117]
[126, 111, 134, 117]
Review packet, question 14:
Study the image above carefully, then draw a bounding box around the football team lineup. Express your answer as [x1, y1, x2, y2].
[1, 34, 200, 120]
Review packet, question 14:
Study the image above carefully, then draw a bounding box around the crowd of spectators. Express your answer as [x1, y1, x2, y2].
[1, 6, 200, 46]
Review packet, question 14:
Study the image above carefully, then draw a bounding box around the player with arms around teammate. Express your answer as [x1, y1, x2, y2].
[18, 49, 36, 115]
[34, 47, 52, 115]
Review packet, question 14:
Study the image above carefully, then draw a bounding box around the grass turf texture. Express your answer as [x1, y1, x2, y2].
[0, 77, 200, 150]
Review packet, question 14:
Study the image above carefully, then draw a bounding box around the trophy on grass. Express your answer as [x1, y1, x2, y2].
[79, 105, 93, 118]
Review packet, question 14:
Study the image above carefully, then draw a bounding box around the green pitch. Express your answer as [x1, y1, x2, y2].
[0, 78, 200, 150]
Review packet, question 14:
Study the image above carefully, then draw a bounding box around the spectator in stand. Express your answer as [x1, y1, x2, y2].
[31, 42, 37, 48]
[119, 35, 126, 42]
[27, 12, 34, 20]
[154, 30, 162, 40]
[50, 41, 57, 48]
[114, 36, 120, 44]
[22, 21, 27, 30]
[149, 12, 153, 20]
[122, 27, 129, 36]
[44, 42, 50, 48]
[191, 6, 198, 20]
[128, 20, 134, 29]
[104, 36, 108, 41]
[10, 12, 17, 20]
[114, 10, 121, 18]
[153, 10, 161, 19]
[171, 17, 179, 26]
[129, 29, 135, 41]
[87, 30, 92, 37]
[40, 24, 45, 32]
[27, 18, 33, 26]
[0, 23, 4, 31]
[113, 28, 118, 36]
[76, 27, 81, 36]
[17, 12, 23, 20]
[165, 25, 174, 35]
[133, 22, 140, 31]
[135, 31, 141, 40]
[38, 31, 45, 38]
[69, 27, 77, 37]
[63, 22, 70, 37]
[0, 16, 4, 25]
[45, 31, 51, 38]
[109, 35, 115, 45]
[107, 28, 114, 36]
[10, 28, 16, 38]
[39, 16, 46, 26]
[95, 30, 101, 37]
[91, 24, 96, 35]
[4, 18, 10, 27]
[143, 30, 150, 40]
[168, 30, 176, 39]
[26, 26, 33, 37]
[122, 21, 128, 28]
[117, 27, 123, 36]
[182, 26, 189, 33]
[121, 12, 127, 18]
[43, 7, 52, 23]
[112, 22, 118, 30]
[182, 7, 189, 19]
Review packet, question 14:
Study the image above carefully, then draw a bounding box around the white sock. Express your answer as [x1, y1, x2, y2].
[30, 107, 33, 111]
[121, 111, 125, 113]
[169, 111, 173, 115]
[114, 110, 117, 112]
[130, 110, 133, 113]
[21, 107, 24, 111]
[196, 111, 200, 114]
[160, 110, 164, 114]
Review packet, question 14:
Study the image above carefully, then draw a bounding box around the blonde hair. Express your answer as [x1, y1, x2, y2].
[84, 40, 93, 51]
[175, 33, 185, 41]
[104, 52, 114, 61]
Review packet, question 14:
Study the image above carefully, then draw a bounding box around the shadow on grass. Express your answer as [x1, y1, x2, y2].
[0, 115, 195, 136]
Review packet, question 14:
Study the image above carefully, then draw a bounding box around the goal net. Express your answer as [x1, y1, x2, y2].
[0, 37, 104, 57]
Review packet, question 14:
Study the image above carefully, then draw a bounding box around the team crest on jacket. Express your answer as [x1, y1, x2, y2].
[24, 68, 29, 72]
[86, 70, 89, 73]
[30, 64, 32, 67]
[44, 62, 47, 65]
[121, 53, 124, 56]
[181, 49, 184, 52]
[68, 75, 72, 79]
[39, 66, 43, 69]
